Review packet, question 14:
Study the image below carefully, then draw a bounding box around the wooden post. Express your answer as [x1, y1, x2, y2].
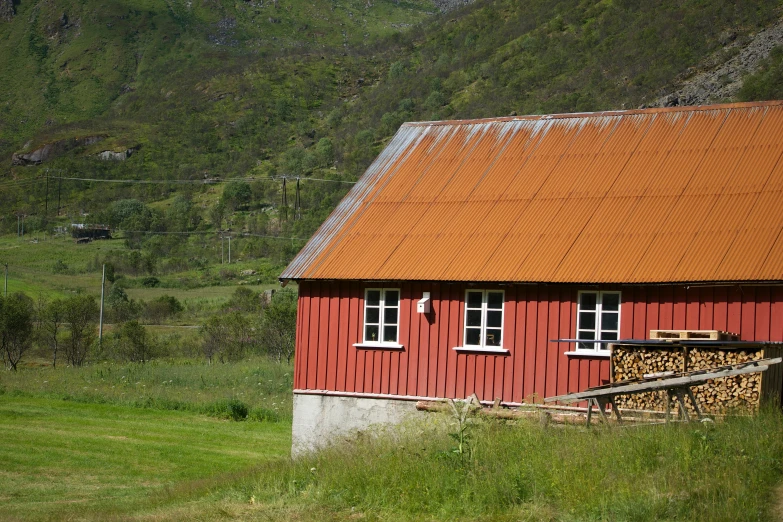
[99, 264, 105, 346]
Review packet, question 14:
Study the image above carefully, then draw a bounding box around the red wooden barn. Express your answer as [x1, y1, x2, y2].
[281, 101, 783, 453]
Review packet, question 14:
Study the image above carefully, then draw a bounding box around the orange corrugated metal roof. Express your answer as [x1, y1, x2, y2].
[282, 101, 783, 283]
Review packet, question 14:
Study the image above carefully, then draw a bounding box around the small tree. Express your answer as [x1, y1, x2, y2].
[221, 181, 252, 212]
[0, 293, 34, 371]
[116, 321, 155, 364]
[42, 298, 66, 368]
[200, 312, 257, 363]
[63, 294, 99, 367]
[260, 289, 297, 363]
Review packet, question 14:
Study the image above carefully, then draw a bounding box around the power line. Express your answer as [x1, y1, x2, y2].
[0, 174, 358, 189]
[116, 229, 307, 241]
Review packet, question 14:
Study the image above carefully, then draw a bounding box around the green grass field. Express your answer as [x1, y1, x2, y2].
[0, 395, 291, 521]
[1, 358, 294, 421]
[3, 360, 783, 520]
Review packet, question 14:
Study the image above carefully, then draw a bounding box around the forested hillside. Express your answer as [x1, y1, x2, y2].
[1, 0, 782, 275]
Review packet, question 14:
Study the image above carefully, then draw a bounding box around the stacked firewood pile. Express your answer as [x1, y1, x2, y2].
[612, 343, 764, 414]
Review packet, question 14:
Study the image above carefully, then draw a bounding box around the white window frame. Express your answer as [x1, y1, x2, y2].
[354, 288, 403, 349]
[454, 289, 508, 354]
[574, 290, 621, 354]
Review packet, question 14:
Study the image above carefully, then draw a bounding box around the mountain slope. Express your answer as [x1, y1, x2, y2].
[0, 0, 781, 271]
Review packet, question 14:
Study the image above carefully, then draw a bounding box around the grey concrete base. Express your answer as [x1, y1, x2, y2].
[292, 393, 428, 456]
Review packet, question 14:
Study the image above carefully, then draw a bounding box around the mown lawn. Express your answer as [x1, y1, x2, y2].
[0, 395, 291, 521]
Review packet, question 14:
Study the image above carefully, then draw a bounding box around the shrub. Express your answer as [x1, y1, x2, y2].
[206, 399, 249, 421]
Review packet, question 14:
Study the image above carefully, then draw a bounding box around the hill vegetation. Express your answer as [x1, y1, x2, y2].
[1, 0, 781, 283]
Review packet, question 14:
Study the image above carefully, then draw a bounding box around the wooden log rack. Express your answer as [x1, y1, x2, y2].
[545, 357, 782, 426]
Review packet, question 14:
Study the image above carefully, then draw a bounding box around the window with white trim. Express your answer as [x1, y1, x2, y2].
[363, 288, 400, 344]
[464, 290, 504, 348]
[576, 291, 621, 351]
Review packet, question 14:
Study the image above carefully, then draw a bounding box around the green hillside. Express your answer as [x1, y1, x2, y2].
[0, 0, 781, 282]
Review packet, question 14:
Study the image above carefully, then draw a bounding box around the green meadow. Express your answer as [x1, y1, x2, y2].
[3, 360, 783, 521]
[0, 395, 291, 522]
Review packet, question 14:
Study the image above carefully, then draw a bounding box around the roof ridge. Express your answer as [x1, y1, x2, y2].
[403, 100, 783, 127]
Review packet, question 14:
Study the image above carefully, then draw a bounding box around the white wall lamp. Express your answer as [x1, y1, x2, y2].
[417, 292, 431, 314]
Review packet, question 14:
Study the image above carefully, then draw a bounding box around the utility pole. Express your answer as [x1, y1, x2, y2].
[99, 264, 105, 346]
[45, 170, 49, 215]
[228, 236, 231, 264]
[221, 234, 224, 264]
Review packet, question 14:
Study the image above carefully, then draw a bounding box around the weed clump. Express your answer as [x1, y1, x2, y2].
[206, 399, 249, 421]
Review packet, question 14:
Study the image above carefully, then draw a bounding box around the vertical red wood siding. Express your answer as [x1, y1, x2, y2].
[293, 283, 783, 403]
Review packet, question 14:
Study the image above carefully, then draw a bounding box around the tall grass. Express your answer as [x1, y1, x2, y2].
[0, 357, 294, 421]
[241, 410, 783, 521]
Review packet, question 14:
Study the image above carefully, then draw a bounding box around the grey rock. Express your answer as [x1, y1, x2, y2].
[0, 0, 13, 22]
[432, 0, 474, 13]
[11, 136, 105, 165]
[654, 18, 783, 107]
[96, 149, 135, 161]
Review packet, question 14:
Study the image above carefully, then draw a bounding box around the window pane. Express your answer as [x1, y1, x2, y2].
[384, 307, 398, 325]
[487, 292, 503, 309]
[579, 311, 596, 330]
[366, 307, 379, 324]
[579, 292, 597, 310]
[365, 325, 379, 342]
[384, 290, 399, 307]
[366, 290, 380, 306]
[465, 328, 481, 345]
[602, 293, 620, 311]
[383, 326, 398, 343]
[466, 309, 482, 327]
[601, 312, 618, 331]
[486, 328, 502, 346]
[578, 330, 595, 350]
[487, 310, 502, 328]
[600, 331, 618, 341]
[467, 291, 483, 309]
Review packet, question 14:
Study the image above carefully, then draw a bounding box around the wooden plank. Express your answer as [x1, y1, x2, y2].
[446, 284, 460, 398]
[346, 281, 360, 393]
[326, 285, 340, 391]
[546, 358, 781, 403]
[545, 294, 560, 400]
[535, 290, 549, 400]
[523, 289, 538, 401]
[316, 283, 330, 389]
[417, 282, 430, 397]
[436, 284, 451, 398]
[336, 282, 348, 390]
[306, 281, 321, 390]
[511, 286, 526, 403]
[426, 283, 440, 398]
[406, 282, 422, 397]
[649, 330, 739, 340]
[742, 286, 757, 341]
[394, 283, 411, 396]
[502, 286, 517, 403]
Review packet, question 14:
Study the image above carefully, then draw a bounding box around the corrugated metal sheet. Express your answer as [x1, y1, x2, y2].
[281, 101, 783, 283]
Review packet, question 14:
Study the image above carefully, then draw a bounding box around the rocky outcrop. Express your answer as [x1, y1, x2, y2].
[653, 19, 783, 107]
[11, 136, 105, 166]
[432, 0, 474, 13]
[0, 0, 14, 22]
[96, 148, 135, 161]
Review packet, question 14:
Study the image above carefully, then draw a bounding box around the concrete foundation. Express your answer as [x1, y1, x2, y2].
[292, 393, 428, 456]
